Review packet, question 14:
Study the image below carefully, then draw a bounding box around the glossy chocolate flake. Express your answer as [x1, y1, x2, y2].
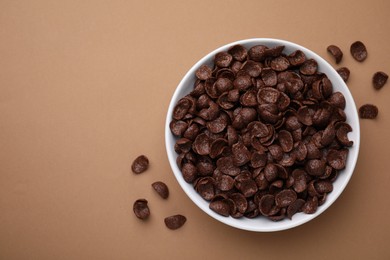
[151, 181, 169, 199]
[133, 199, 150, 220]
[327, 45, 343, 64]
[359, 104, 378, 119]
[336, 67, 350, 82]
[131, 155, 149, 174]
[373, 71, 388, 90]
[350, 41, 367, 62]
[164, 215, 187, 230]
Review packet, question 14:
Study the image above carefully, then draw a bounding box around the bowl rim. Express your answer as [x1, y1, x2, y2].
[165, 38, 360, 232]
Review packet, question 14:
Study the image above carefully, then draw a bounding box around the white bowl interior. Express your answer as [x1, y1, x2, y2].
[165, 38, 360, 232]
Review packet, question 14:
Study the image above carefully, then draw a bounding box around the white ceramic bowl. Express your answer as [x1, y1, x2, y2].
[165, 38, 360, 232]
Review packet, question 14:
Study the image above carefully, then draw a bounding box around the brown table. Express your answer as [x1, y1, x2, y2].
[1, 0, 389, 259]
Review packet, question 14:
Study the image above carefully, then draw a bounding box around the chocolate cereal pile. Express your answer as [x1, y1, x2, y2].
[169, 44, 354, 221]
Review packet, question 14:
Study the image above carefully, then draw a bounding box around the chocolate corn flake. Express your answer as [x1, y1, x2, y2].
[228, 44, 248, 62]
[173, 98, 191, 120]
[327, 149, 348, 170]
[335, 122, 353, 147]
[336, 67, 350, 83]
[210, 200, 230, 217]
[314, 180, 333, 194]
[261, 68, 278, 86]
[182, 163, 197, 183]
[299, 59, 318, 75]
[131, 155, 149, 174]
[133, 199, 150, 220]
[151, 181, 169, 199]
[196, 65, 212, 80]
[288, 50, 306, 66]
[287, 198, 305, 219]
[241, 60, 262, 77]
[215, 52, 233, 68]
[216, 174, 235, 191]
[328, 92, 346, 110]
[359, 104, 378, 119]
[248, 45, 267, 61]
[373, 71, 388, 90]
[275, 189, 297, 207]
[327, 45, 343, 64]
[350, 41, 367, 62]
[278, 130, 294, 153]
[302, 196, 318, 214]
[270, 56, 290, 72]
[164, 215, 187, 230]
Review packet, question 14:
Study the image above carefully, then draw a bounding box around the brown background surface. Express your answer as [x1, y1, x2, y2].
[1, 0, 390, 259]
